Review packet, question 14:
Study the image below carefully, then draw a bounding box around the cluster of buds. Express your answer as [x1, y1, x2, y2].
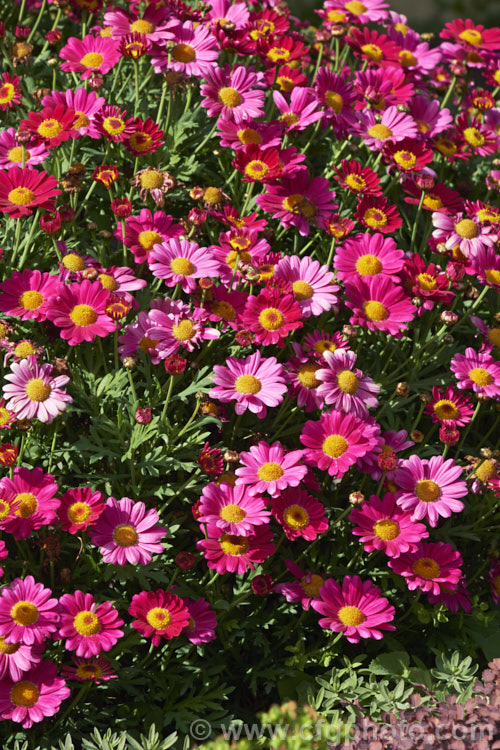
[61, 163, 85, 194]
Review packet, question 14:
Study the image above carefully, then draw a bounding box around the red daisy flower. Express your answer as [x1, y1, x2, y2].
[129, 590, 190, 646]
[383, 138, 433, 173]
[401, 254, 454, 310]
[92, 165, 119, 189]
[258, 35, 306, 68]
[119, 32, 151, 59]
[333, 159, 382, 196]
[232, 144, 282, 183]
[0, 168, 60, 218]
[355, 195, 402, 234]
[0, 73, 21, 111]
[242, 287, 302, 347]
[20, 105, 76, 150]
[402, 179, 463, 215]
[94, 105, 135, 143]
[125, 117, 164, 157]
[441, 19, 500, 51]
[347, 27, 401, 67]
[455, 113, 497, 157]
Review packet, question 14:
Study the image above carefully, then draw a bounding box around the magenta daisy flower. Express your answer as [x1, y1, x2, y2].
[334, 233, 405, 284]
[316, 349, 380, 418]
[424, 386, 474, 426]
[182, 598, 217, 645]
[0, 269, 61, 322]
[389, 541, 463, 595]
[197, 482, 270, 535]
[60, 35, 121, 80]
[116, 209, 183, 264]
[301, 409, 381, 478]
[302, 330, 349, 358]
[201, 65, 265, 121]
[273, 87, 323, 132]
[42, 88, 105, 138]
[311, 575, 396, 643]
[359, 106, 417, 149]
[151, 21, 219, 78]
[61, 655, 116, 683]
[284, 349, 324, 412]
[104, 5, 171, 42]
[0, 467, 59, 539]
[344, 276, 416, 336]
[272, 488, 328, 541]
[394, 455, 467, 527]
[197, 525, 275, 574]
[242, 287, 302, 347]
[426, 578, 471, 614]
[489, 559, 500, 605]
[129, 590, 190, 646]
[323, 0, 389, 23]
[149, 238, 219, 292]
[349, 493, 428, 558]
[235, 441, 307, 498]
[0, 128, 48, 170]
[2, 355, 72, 425]
[57, 487, 105, 534]
[471, 246, 500, 290]
[274, 560, 326, 610]
[0, 167, 60, 218]
[89, 497, 166, 566]
[0, 638, 42, 682]
[57, 591, 124, 657]
[408, 95, 452, 138]
[118, 310, 161, 364]
[210, 351, 287, 418]
[0, 661, 70, 729]
[0, 576, 59, 646]
[274, 255, 339, 318]
[46, 280, 116, 345]
[450, 347, 500, 398]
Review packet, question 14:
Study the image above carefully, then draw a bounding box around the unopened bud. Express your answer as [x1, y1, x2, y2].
[410, 429, 424, 443]
[396, 381, 410, 397]
[443, 333, 454, 344]
[440, 310, 458, 325]
[224, 450, 239, 463]
[175, 551, 196, 570]
[342, 324, 357, 338]
[349, 491, 365, 507]
[439, 425, 460, 445]
[122, 356, 136, 370]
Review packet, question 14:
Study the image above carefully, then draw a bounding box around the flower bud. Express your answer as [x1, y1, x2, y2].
[439, 425, 460, 445]
[223, 450, 239, 463]
[440, 310, 458, 325]
[235, 329, 254, 346]
[164, 354, 187, 375]
[342, 324, 357, 338]
[396, 381, 410, 397]
[420, 392, 432, 404]
[410, 429, 424, 443]
[443, 333, 454, 344]
[349, 491, 365, 506]
[251, 574, 274, 596]
[199, 277, 213, 290]
[135, 407, 152, 424]
[175, 551, 196, 570]
[122, 356, 136, 370]
[377, 450, 396, 472]
[415, 173, 435, 190]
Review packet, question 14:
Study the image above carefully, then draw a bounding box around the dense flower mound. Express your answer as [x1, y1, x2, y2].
[0, 0, 499, 744]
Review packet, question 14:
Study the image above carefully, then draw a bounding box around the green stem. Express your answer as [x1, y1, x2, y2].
[27, 0, 47, 42]
[440, 75, 457, 110]
[160, 375, 175, 424]
[127, 368, 138, 406]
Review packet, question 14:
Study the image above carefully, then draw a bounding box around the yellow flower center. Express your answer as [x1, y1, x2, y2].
[373, 518, 400, 540]
[25, 378, 51, 403]
[474, 459, 496, 483]
[113, 524, 138, 547]
[129, 132, 153, 151]
[204, 187, 223, 204]
[8, 187, 35, 206]
[415, 479, 441, 503]
[62, 253, 85, 272]
[433, 400, 458, 420]
[487, 328, 500, 347]
[257, 462, 284, 482]
[292, 280, 314, 301]
[98, 273, 118, 291]
[0, 636, 19, 654]
[454, 219, 478, 239]
[485, 269, 500, 285]
[234, 374, 261, 394]
[364, 300, 388, 321]
[314, 339, 337, 354]
[220, 533, 249, 556]
[244, 160, 269, 179]
[258, 307, 284, 331]
[73, 610, 101, 636]
[327, 10, 347, 22]
[70, 304, 98, 327]
[7, 146, 26, 163]
[355, 254, 382, 276]
[237, 127, 262, 145]
[139, 336, 159, 352]
[76, 663, 103, 680]
[172, 43, 196, 63]
[468, 367, 493, 386]
[336, 370, 359, 394]
[267, 47, 290, 63]
[283, 504, 309, 529]
[103, 116, 125, 136]
[344, 173, 366, 191]
[80, 52, 104, 68]
[416, 119, 430, 133]
[130, 19, 154, 33]
[435, 139, 457, 156]
[459, 28, 482, 45]
[139, 170, 164, 189]
[217, 471, 236, 487]
[212, 300, 235, 321]
[137, 230, 161, 252]
[361, 43, 383, 61]
[11, 681, 39, 708]
[15, 492, 38, 518]
[398, 50, 417, 66]
[423, 194, 442, 210]
[74, 111, 89, 128]
[225, 249, 251, 268]
[172, 319, 195, 341]
[463, 127, 485, 147]
[218, 86, 242, 108]
[322, 434, 348, 457]
[10, 601, 39, 626]
[301, 574, 324, 597]
[170, 257, 195, 276]
[337, 605, 365, 626]
[325, 91, 343, 113]
[281, 113, 299, 128]
[146, 607, 172, 630]
[417, 272, 437, 290]
[14, 341, 36, 358]
[68, 502, 92, 523]
[0, 83, 15, 104]
[0, 499, 11, 518]
[297, 363, 321, 389]
[394, 150, 417, 169]
[282, 194, 316, 218]
[37, 118, 62, 139]
[367, 123, 393, 140]
[363, 208, 388, 228]
[19, 290, 43, 310]
[219, 504, 247, 523]
[412, 557, 440, 579]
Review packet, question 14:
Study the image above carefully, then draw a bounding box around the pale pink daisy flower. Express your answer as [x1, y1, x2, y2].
[57, 591, 124, 658]
[0, 128, 48, 170]
[46, 280, 116, 345]
[197, 525, 275, 574]
[344, 276, 416, 336]
[115, 209, 183, 264]
[0, 576, 59, 646]
[0, 637, 43, 682]
[408, 95, 453, 138]
[89, 497, 166, 566]
[149, 238, 219, 292]
[274, 560, 326, 610]
[147, 306, 220, 358]
[60, 35, 121, 80]
[389, 541, 463, 595]
[274, 255, 339, 318]
[273, 87, 323, 132]
[182, 598, 217, 644]
[391, 31, 443, 73]
[334, 232, 405, 283]
[349, 493, 428, 558]
[150, 21, 219, 78]
[272, 488, 328, 541]
[450, 347, 500, 398]
[235, 441, 307, 498]
[322, 0, 389, 23]
[2, 355, 72, 424]
[41, 88, 105, 138]
[431, 212, 497, 257]
[210, 351, 287, 418]
[284, 348, 325, 412]
[359, 106, 417, 149]
[0, 467, 59, 539]
[0, 661, 70, 729]
[311, 575, 396, 643]
[0, 269, 61, 322]
[61, 655, 117, 683]
[197, 482, 270, 535]
[316, 349, 380, 418]
[201, 65, 265, 121]
[206, 0, 249, 29]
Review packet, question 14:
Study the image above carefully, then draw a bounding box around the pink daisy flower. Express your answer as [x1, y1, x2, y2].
[41, 88, 104, 138]
[235, 441, 307, 498]
[104, 5, 170, 42]
[424, 385, 474, 426]
[389, 541, 463, 595]
[356, 429, 413, 481]
[57, 591, 124, 657]
[116, 209, 183, 264]
[201, 65, 265, 121]
[274, 560, 326, 610]
[394, 455, 467, 527]
[273, 87, 323, 132]
[408, 95, 453, 138]
[242, 287, 302, 347]
[151, 21, 219, 78]
[96, 265, 147, 306]
[313, 69, 358, 135]
[344, 276, 416, 336]
[210, 351, 286, 418]
[197, 525, 275, 574]
[46, 280, 116, 345]
[89, 497, 166, 566]
[431, 212, 497, 257]
[316, 349, 380, 418]
[349, 493, 428, 558]
[272, 488, 328, 541]
[216, 117, 282, 150]
[60, 35, 121, 80]
[2, 355, 72, 425]
[0, 660, 70, 729]
[149, 238, 219, 292]
[0, 128, 48, 170]
[61, 655, 117, 683]
[147, 305, 220, 359]
[57, 487, 105, 534]
[182, 597, 217, 644]
[274, 255, 339, 318]
[302, 330, 349, 358]
[471, 246, 500, 290]
[322, 0, 389, 23]
[0, 576, 59, 647]
[206, 0, 249, 29]
[0, 637, 42, 682]
[359, 106, 417, 149]
[197, 481, 270, 535]
[0, 269, 61, 322]
[333, 233, 405, 284]
[301, 409, 381, 478]
[129, 590, 190, 646]
[311, 575, 396, 643]
[450, 347, 500, 398]
[426, 578, 471, 614]
[0, 467, 59, 539]
[284, 349, 325, 413]
[0, 167, 60, 219]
